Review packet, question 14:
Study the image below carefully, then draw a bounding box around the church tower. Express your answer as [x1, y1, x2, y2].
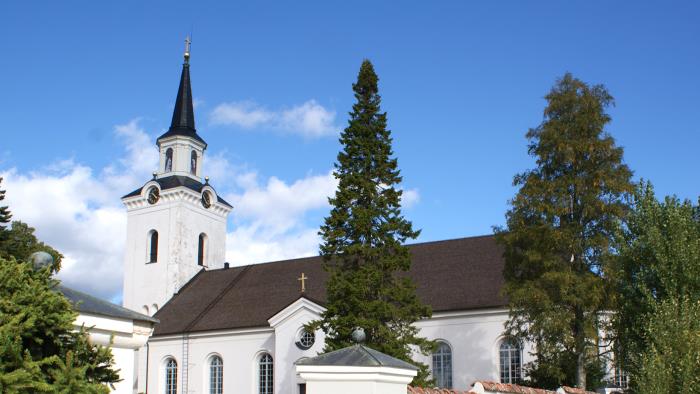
[122, 39, 232, 315]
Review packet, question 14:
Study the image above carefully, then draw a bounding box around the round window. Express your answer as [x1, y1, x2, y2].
[296, 329, 315, 350]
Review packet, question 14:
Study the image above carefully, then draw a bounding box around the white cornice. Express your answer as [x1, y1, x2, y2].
[149, 326, 274, 342]
[122, 186, 231, 217]
[268, 297, 326, 328]
[296, 365, 417, 383]
[427, 308, 508, 321]
[155, 171, 201, 181]
[156, 135, 207, 150]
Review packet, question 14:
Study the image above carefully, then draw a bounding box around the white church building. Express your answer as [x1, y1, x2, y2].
[120, 45, 534, 394]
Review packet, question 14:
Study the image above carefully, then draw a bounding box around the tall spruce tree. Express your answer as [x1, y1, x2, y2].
[312, 60, 434, 384]
[495, 73, 634, 389]
[613, 182, 700, 392]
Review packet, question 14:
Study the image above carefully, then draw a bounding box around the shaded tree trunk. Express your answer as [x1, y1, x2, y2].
[574, 307, 586, 389]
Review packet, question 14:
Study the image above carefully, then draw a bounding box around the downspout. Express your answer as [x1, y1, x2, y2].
[145, 341, 150, 394]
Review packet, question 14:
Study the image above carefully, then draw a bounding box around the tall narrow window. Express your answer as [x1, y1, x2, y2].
[165, 358, 177, 394]
[209, 356, 223, 394]
[165, 148, 173, 172]
[149, 230, 158, 263]
[614, 365, 629, 389]
[432, 341, 452, 388]
[198, 233, 206, 266]
[259, 353, 273, 394]
[190, 150, 197, 175]
[500, 339, 522, 383]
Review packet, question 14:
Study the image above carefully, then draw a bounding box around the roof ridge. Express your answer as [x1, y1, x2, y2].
[359, 344, 382, 366]
[182, 265, 253, 332]
[207, 234, 497, 270]
[405, 234, 496, 247]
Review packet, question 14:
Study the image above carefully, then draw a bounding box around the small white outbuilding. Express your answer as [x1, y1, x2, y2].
[59, 286, 158, 394]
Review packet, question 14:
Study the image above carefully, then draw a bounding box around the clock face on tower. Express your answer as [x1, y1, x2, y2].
[201, 191, 212, 208]
[147, 187, 160, 205]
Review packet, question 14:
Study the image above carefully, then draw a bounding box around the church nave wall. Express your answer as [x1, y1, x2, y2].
[147, 328, 275, 394]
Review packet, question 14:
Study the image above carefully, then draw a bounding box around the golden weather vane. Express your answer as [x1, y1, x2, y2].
[184, 35, 191, 62]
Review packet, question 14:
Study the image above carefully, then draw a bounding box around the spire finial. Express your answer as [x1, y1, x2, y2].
[184, 35, 191, 63]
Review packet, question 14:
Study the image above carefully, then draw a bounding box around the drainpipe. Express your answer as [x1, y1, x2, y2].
[145, 342, 150, 394]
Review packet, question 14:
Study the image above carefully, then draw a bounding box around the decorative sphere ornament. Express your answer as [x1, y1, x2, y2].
[351, 327, 366, 344]
[29, 251, 54, 270]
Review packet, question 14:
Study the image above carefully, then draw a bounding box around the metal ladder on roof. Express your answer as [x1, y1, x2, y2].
[181, 333, 190, 393]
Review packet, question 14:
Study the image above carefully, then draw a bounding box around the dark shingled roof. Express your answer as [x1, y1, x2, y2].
[122, 175, 232, 207]
[153, 235, 506, 336]
[58, 285, 158, 323]
[296, 344, 418, 370]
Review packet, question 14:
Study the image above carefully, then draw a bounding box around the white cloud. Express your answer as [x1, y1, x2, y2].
[401, 188, 420, 208]
[209, 100, 339, 138]
[2, 164, 127, 303]
[222, 170, 337, 266]
[226, 227, 321, 266]
[1, 119, 419, 303]
[228, 172, 337, 233]
[277, 101, 339, 138]
[210, 101, 274, 129]
[193, 98, 205, 109]
[1, 120, 157, 302]
[0, 120, 338, 302]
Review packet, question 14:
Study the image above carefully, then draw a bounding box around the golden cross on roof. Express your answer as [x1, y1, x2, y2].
[298, 272, 308, 293]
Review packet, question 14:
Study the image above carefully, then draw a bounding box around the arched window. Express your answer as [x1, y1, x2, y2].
[190, 150, 197, 175]
[499, 339, 522, 383]
[209, 356, 223, 394]
[198, 233, 206, 266]
[142, 305, 149, 315]
[432, 341, 452, 388]
[258, 353, 273, 394]
[613, 363, 629, 389]
[165, 148, 173, 172]
[151, 304, 159, 315]
[165, 358, 177, 394]
[149, 230, 158, 263]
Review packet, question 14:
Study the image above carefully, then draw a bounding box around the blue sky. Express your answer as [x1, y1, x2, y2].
[3, 1, 699, 301]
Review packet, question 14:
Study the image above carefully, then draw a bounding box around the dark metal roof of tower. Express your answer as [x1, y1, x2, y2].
[157, 38, 207, 147]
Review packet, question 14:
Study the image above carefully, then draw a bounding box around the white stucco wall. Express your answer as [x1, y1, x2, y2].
[122, 184, 230, 315]
[268, 298, 327, 394]
[158, 136, 206, 179]
[111, 347, 135, 394]
[148, 328, 275, 394]
[141, 301, 530, 394]
[413, 309, 534, 390]
[75, 313, 153, 394]
[297, 365, 417, 394]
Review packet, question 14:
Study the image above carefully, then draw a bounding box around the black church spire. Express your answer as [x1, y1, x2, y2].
[158, 36, 206, 147]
